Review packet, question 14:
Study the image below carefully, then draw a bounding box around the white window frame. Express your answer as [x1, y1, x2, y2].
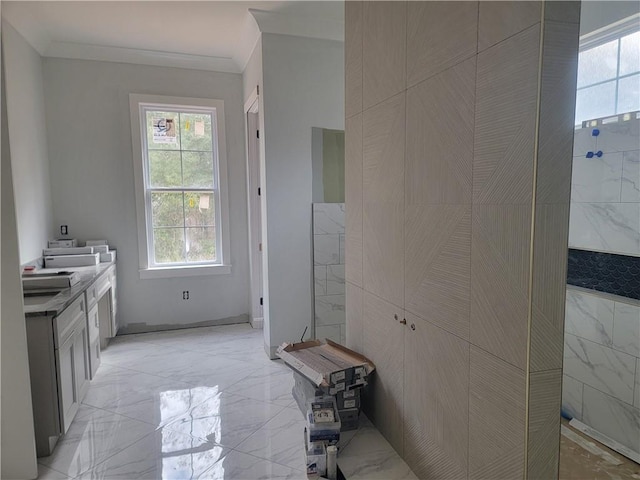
[129, 94, 231, 279]
[576, 14, 640, 125]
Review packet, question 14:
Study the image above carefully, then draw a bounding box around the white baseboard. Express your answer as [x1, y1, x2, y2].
[250, 316, 264, 329]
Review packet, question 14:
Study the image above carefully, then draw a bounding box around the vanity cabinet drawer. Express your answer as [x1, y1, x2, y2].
[54, 296, 85, 348]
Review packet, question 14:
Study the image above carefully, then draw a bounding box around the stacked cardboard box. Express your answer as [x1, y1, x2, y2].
[278, 339, 374, 433]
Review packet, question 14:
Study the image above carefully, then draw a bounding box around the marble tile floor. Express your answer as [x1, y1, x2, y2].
[37, 323, 312, 480]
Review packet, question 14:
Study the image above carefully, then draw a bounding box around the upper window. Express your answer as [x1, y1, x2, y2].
[130, 95, 231, 278]
[576, 18, 640, 124]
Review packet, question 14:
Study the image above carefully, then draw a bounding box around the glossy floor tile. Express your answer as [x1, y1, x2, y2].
[38, 324, 308, 479]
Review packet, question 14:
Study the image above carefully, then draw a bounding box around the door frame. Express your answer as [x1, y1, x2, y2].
[244, 87, 263, 328]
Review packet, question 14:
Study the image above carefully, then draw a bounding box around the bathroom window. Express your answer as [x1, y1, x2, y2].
[575, 17, 640, 124]
[129, 95, 231, 279]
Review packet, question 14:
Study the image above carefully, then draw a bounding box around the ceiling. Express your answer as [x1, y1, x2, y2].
[2, 1, 345, 73]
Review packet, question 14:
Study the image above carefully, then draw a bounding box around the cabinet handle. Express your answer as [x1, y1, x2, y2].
[410, 323, 416, 331]
[399, 318, 407, 325]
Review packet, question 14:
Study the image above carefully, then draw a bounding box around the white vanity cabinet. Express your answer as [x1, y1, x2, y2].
[26, 295, 90, 456]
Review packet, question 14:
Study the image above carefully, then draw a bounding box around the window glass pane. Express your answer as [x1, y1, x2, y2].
[617, 74, 640, 114]
[183, 152, 214, 188]
[186, 227, 216, 262]
[154, 228, 185, 264]
[180, 112, 213, 151]
[577, 40, 619, 88]
[151, 192, 184, 227]
[146, 111, 180, 150]
[184, 192, 215, 227]
[575, 81, 616, 123]
[619, 31, 640, 76]
[149, 151, 181, 188]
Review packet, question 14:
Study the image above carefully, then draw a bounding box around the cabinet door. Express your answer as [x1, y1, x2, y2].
[73, 322, 90, 403]
[57, 334, 79, 434]
[109, 268, 118, 334]
[362, 291, 404, 455]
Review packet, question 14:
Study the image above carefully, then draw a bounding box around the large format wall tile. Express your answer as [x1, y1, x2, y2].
[345, 0, 363, 117]
[622, 150, 640, 202]
[315, 294, 346, 327]
[362, 1, 406, 109]
[469, 346, 526, 479]
[315, 266, 327, 296]
[635, 359, 640, 408]
[536, 21, 581, 204]
[478, 1, 541, 52]
[474, 25, 540, 205]
[565, 289, 614, 347]
[405, 205, 471, 340]
[404, 312, 469, 479]
[569, 203, 640, 256]
[612, 301, 640, 357]
[562, 374, 583, 421]
[345, 114, 363, 286]
[527, 369, 562, 480]
[314, 234, 341, 265]
[326, 265, 345, 295]
[571, 152, 623, 203]
[362, 292, 405, 455]
[530, 204, 570, 371]
[345, 282, 363, 354]
[313, 204, 345, 235]
[593, 119, 640, 154]
[563, 333, 637, 405]
[363, 93, 405, 308]
[582, 385, 640, 453]
[543, 1, 581, 23]
[406, 1, 477, 88]
[470, 205, 531, 369]
[406, 58, 475, 206]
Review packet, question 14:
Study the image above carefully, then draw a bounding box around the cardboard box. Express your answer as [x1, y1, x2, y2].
[85, 240, 107, 246]
[277, 339, 375, 393]
[336, 389, 360, 410]
[91, 245, 109, 254]
[304, 432, 326, 478]
[100, 251, 116, 263]
[48, 239, 78, 248]
[44, 253, 100, 268]
[22, 273, 80, 290]
[306, 396, 341, 444]
[43, 247, 94, 256]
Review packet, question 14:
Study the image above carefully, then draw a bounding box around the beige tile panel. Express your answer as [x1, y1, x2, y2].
[478, 1, 541, 52]
[530, 204, 570, 372]
[470, 205, 531, 370]
[469, 346, 526, 479]
[403, 312, 469, 479]
[362, 291, 405, 455]
[405, 204, 471, 341]
[406, 57, 475, 206]
[527, 369, 562, 480]
[474, 24, 541, 205]
[406, 1, 478, 87]
[345, 282, 364, 354]
[363, 93, 405, 308]
[544, 1, 581, 24]
[345, 113, 363, 287]
[362, 1, 406, 109]
[535, 21, 581, 204]
[345, 0, 363, 118]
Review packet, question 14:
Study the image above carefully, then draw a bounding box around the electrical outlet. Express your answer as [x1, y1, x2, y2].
[60, 225, 68, 236]
[182, 291, 190, 300]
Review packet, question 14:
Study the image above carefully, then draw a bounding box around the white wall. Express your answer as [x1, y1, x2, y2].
[261, 33, 344, 354]
[580, 1, 640, 35]
[2, 21, 54, 264]
[42, 58, 250, 331]
[1, 55, 38, 479]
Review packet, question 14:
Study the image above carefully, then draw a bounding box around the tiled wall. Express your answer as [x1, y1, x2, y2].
[313, 203, 346, 344]
[562, 287, 640, 452]
[344, 2, 581, 478]
[569, 117, 640, 256]
[563, 115, 640, 452]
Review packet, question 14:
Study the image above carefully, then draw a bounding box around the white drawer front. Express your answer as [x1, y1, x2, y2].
[54, 296, 85, 348]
